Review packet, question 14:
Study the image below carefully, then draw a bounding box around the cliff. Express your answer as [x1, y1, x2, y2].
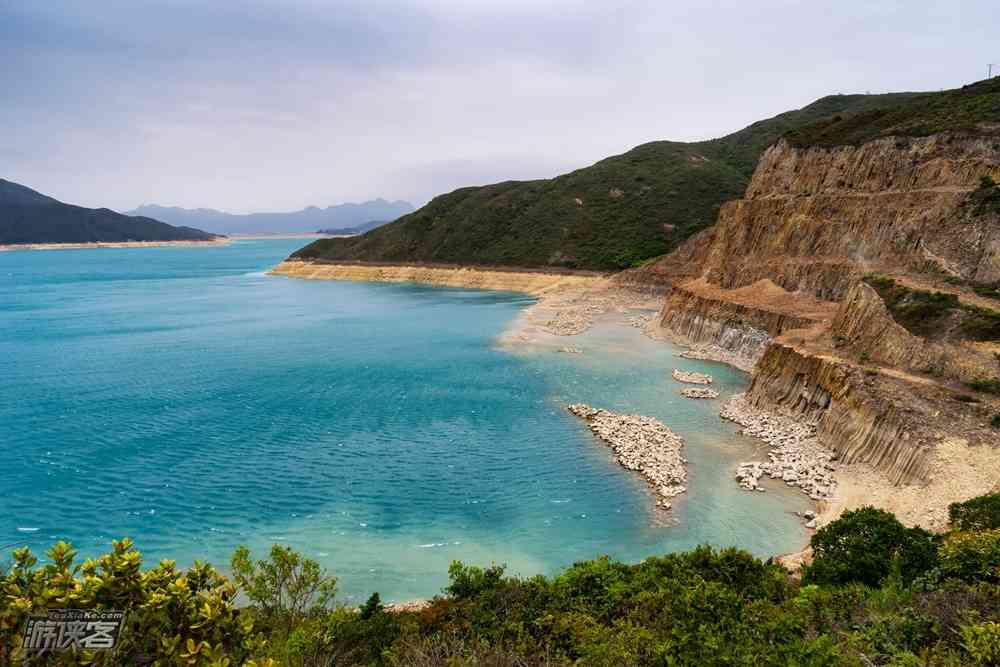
[652, 80, 1000, 495]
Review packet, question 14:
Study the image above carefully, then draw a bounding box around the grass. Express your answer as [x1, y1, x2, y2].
[785, 77, 1000, 148]
[293, 92, 919, 271]
[864, 275, 1000, 342]
[971, 175, 1000, 217]
[967, 377, 1000, 395]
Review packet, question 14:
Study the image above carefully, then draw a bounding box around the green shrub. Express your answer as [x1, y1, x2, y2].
[805, 507, 939, 587]
[968, 377, 1000, 394]
[0, 539, 274, 666]
[939, 530, 1000, 583]
[951, 495, 1000, 531]
[993, 414, 1000, 429]
[231, 544, 337, 631]
[962, 620, 1000, 665]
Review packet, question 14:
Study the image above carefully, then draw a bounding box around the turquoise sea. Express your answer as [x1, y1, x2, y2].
[0, 239, 808, 602]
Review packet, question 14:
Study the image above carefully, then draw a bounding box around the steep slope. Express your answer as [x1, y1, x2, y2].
[293, 92, 916, 271]
[131, 199, 414, 236]
[647, 78, 1000, 497]
[0, 179, 217, 245]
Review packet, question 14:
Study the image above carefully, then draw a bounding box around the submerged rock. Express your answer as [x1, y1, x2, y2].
[672, 369, 713, 385]
[681, 387, 719, 399]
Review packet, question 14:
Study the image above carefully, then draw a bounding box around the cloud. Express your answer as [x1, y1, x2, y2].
[1, 1, 996, 211]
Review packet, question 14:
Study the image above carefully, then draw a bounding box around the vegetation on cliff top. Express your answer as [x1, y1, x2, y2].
[293, 92, 915, 271]
[864, 275, 1000, 342]
[785, 77, 1000, 148]
[7, 496, 1000, 665]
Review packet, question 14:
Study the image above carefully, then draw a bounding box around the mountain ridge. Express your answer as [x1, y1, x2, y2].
[0, 179, 217, 245]
[131, 199, 414, 236]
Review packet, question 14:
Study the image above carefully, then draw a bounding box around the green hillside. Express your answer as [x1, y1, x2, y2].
[786, 77, 1000, 148]
[0, 179, 217, 245]
[292, 91, 916, 271]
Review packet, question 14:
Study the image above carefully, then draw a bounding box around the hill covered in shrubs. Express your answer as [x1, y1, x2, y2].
[292, 92, 917, 271]
[5, 494, 1000, 665]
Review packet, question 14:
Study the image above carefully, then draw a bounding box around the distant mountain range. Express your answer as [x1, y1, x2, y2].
[129, 199, 415, 236]
[0, 179, 217, 245]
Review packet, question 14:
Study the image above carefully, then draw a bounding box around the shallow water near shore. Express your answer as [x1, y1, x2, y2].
[0, 239, 807, 602]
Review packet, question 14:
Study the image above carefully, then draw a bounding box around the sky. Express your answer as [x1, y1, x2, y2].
[2, 1, 997, 213]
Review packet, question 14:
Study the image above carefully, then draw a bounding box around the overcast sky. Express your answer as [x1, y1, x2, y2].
[2, 1, 996, 213]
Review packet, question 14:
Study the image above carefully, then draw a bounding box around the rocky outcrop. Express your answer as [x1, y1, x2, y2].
[722, 394, 837, 501]
[832, 280, 1000, 384]
[747, 135, 1000, 197]
[652, 129, 1000, 496]
[695, 136, 1000, 300]
[681, 388, 718, 399]
[567, 404, 687, 510]
[746, 342, 937, 485]
[656, 279, 837, 370]
[672, 369, 713, 385]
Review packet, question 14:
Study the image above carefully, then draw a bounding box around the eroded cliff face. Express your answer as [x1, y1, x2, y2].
[656, 278, 835, 369]
[655, 131, 1000, 491]
[702, 136, 1000, 298]
[746, 342, 936, 485]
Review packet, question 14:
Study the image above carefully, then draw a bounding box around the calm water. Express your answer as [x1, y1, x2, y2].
[0, 239, 807, 602]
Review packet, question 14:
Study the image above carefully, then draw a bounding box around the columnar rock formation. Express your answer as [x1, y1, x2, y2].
[646, 128, 1000, 502]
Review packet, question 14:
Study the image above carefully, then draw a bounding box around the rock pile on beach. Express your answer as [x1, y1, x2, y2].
[567, 404, 687, 510]
[720, 394, 837, 502]
[681, 387, 719, 399]
[671, 369, 713, 385]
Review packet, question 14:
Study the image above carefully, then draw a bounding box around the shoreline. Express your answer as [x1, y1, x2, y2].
[0, 238, 230, 252]
[268, 259, 611, 297]
[265, 258, 931, 566]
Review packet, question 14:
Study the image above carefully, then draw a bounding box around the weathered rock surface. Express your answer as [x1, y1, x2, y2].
[672, 369, 713, 385]
[567, 404, 687, 509]
[654, 277, 838, 371]
[722, 394, 837, 501]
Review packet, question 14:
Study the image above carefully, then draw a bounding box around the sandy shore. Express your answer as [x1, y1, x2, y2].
[269, 259, 611, 297]
[0, 238, 229, 251]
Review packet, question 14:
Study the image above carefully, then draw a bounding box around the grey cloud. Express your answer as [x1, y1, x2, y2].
[1, 1, 996, 212]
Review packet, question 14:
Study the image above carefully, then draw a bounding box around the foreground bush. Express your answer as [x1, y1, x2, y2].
[804, 506, 939, 587]
[7, 496, 1000, 665]
[951, 493, 1000, 531]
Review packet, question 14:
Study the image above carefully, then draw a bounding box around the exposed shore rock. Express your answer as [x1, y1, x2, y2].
[681, 387, 719, 399]
[269, 260, 608, 297]
[672, 369, 713, 385]
[567, 404, 687, 510]
[657, 278, 833, 370]
[721, 394, 837, 502]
